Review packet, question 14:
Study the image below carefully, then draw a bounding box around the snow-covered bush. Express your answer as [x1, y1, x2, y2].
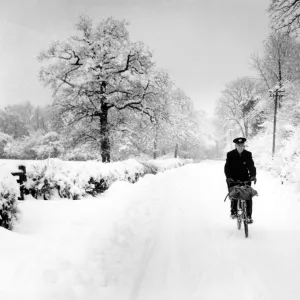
[0, 132, 13, 158]
[0, 169, 20, 229]
[145, 158, 193, 172]
[3, 130, 63, 160]
[249, 123, 300, 184]
[60, 143, 102, 161]
[32, 131, 62, 159]
[277, 127, 300, 183]
[139, 161, 159, 175]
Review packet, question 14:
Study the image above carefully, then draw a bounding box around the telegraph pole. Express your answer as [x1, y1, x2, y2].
[272, 90, 278, 157]
[269, 85, 284, 157]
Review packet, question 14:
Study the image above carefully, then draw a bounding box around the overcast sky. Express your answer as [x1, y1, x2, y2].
[0, 0, 270, 116]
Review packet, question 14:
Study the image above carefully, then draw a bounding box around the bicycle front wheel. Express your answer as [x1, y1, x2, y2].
[237, 215, 242, 230]
[243, 216, 248, 238]
[240, 201, 249, 238]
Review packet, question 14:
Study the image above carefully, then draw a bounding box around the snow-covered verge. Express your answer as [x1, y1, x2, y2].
[0, 158, 192, 229]
[249, 126, 300, 184]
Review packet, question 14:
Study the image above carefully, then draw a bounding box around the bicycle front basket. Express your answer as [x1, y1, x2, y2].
[229, 186, 257, 200]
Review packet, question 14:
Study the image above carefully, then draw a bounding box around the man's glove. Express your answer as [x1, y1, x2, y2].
[226, 178, 234, 184]
[250, 176, 257, 184]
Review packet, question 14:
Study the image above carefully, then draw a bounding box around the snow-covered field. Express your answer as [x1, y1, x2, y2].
[1, 160, 300, 300]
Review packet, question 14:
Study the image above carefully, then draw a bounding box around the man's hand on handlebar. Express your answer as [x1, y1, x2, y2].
[226, 178, 234, 184]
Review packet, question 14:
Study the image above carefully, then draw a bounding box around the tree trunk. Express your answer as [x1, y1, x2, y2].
[153, 139, 157, 159]
[234, 119, 245, 138]
[244, 122, 248, 138]
[100, 104, 110, 163]
[153, 127, 158, 159]
[174, 143, 178, 158]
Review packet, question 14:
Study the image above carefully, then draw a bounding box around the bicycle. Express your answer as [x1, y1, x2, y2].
[224, 180, 256, 238]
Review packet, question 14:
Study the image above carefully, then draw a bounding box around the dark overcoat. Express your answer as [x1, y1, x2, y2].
[224, 149, 256, 182]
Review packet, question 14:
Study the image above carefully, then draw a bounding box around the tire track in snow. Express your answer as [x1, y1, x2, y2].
[130, 215, 163, 300]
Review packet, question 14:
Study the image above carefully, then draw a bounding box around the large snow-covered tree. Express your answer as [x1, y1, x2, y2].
[167, 89, 200, 156]
[39, 16, 156, 162]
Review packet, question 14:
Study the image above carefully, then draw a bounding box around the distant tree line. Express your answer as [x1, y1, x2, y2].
[0, 98, 214, 161]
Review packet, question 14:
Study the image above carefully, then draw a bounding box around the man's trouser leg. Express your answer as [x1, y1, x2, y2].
[246, 181, 253, 218]
[227, 181, 238, 215]
[231, 199, 238, 214]
[247, 197, 253, 218]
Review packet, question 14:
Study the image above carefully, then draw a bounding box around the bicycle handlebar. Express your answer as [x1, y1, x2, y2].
[227, 179, 254, 185]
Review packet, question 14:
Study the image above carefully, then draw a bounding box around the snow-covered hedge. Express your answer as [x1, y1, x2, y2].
[0, 158, 192, 229]
[0, 167, 20, 229]
[16, 158, 193, 200]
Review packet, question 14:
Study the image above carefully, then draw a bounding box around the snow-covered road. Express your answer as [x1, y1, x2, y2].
[2, 160, 300, 300]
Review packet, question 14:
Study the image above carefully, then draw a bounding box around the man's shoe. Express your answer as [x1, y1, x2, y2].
[247, 217, 253, 224]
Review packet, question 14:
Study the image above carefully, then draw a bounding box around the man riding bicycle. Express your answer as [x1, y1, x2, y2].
[224, 137, 257, 223]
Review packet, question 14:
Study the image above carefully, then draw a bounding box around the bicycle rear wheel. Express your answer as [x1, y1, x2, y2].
[243, 217, 248, 238]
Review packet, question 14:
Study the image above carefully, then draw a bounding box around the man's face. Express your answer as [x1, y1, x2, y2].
[235, 143, 245, 153]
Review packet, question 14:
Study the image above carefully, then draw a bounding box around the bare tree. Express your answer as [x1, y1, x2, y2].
[252, 33, 300, 88]
[216, 77, 260, 138]
[269, 0, 300, 34]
